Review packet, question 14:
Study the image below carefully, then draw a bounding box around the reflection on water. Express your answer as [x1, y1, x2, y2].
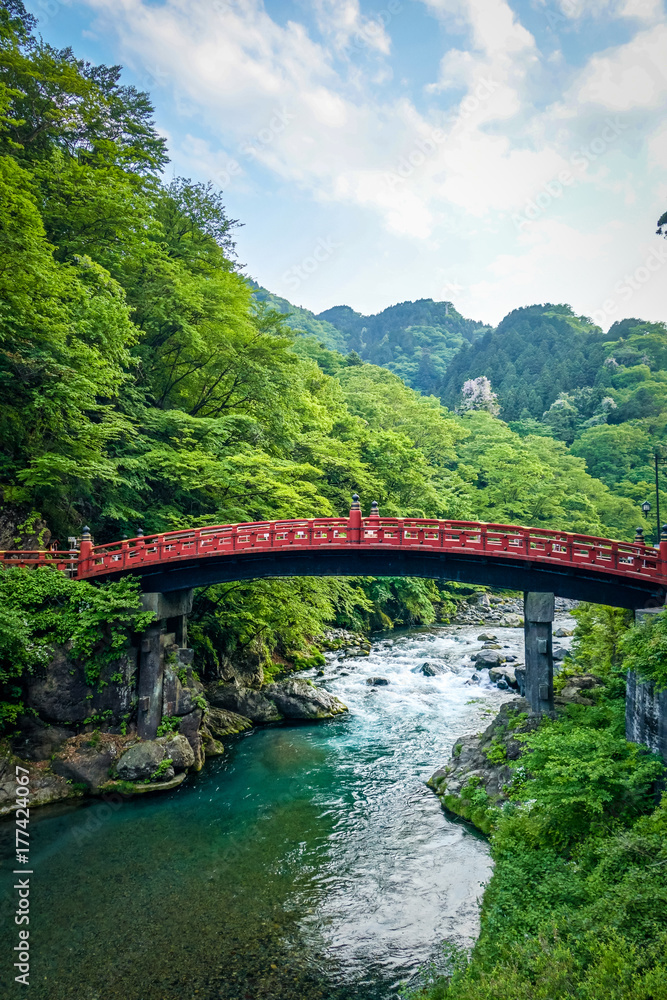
[0, 621, 541, 1000]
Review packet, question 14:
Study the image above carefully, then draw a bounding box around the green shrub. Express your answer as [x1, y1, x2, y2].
[0, 568, 154, 730]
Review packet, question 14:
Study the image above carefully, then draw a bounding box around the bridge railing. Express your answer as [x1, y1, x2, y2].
[0, 549, 80, 576]
[1, 518, 664, 584]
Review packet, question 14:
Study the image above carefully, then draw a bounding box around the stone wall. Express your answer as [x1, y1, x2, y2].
[625, 671, 667, 760]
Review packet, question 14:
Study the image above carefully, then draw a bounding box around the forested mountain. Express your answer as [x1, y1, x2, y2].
[440, 304, 608, 421]
[265, 283, 667, 524]
[250, 285, 489, 394]
[0, 0, 656, 690]
[249, 282, 347, 352]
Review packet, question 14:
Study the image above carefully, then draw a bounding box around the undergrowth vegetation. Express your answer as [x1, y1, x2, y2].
[405, 611, 667, 1000]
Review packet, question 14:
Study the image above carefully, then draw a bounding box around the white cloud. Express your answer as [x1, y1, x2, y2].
[77, 0, 667, 328]
[313, 0, 392, 55]
[546, 0, 662, 20]
[569, 24, 667, 110]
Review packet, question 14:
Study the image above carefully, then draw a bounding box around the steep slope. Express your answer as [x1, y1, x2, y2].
[318, 298, 489, 393]
[440, 304, 609, 422]
[250, 282, 347, 351]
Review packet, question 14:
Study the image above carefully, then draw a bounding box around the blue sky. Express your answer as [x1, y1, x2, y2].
[25, 0, 667, 327]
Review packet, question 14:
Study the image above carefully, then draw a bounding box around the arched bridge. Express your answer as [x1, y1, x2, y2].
[3, 499, 667, 610]
[5, 498, 666, 731]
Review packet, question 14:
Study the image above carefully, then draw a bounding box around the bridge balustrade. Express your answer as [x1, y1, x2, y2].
[1, 516, 664, 587]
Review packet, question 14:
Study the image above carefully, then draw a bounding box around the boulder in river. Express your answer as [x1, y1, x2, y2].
[553, 645, 568, 661]
[264, 679, 348, 719]
[206, 682, 284, 723]
[477, 633, 497, 641]
[115, 741, 166, 781]
[416, 662, 447, 677]
[155, 733, 195, 771]
[554, 627, 573, 637]
[474, 649, 506, 667]
[489, 665, 518, 689]
[366, 677, 390, 686]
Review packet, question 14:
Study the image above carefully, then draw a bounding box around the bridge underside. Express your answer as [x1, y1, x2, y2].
[103, 549, 665, 610]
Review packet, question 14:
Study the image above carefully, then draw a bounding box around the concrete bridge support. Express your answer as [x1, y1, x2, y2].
[137, 589, 193, 739]
[524, 592, 554, 714]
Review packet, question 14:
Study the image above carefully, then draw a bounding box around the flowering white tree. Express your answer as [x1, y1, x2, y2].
[460, 376, 500, 416]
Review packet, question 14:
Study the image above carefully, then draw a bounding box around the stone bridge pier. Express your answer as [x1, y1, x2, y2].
[523, 591, 555, 715]
[137, 589, 194, 739]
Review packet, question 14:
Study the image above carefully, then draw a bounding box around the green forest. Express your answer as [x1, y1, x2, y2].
[0, 0, 648, 691]
[1, 5, 667, 999]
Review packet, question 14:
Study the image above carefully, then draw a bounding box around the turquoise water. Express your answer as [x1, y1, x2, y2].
[0, 624, 527, 1000]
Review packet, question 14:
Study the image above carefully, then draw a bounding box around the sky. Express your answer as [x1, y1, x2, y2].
[24, 0, 667, 328]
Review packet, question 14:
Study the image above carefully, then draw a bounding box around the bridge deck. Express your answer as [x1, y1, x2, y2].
[2, 517, 666, 608]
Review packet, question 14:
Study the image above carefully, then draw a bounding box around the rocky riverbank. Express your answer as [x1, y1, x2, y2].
[0, 659, 348, 818]
[427, 676, 604, 835]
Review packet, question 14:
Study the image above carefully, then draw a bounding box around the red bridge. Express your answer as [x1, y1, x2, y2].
[2, 498, 666, 610]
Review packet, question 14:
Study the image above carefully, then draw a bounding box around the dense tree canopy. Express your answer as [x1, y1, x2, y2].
[0, 6, 653, 677]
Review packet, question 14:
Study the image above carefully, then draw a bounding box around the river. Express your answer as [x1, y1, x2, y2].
[1, 619, 564, 999]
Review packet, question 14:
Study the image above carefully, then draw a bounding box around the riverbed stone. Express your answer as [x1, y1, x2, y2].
[116, 741, 165, 781]
[477, 633, 497, 641]
[417, 662, 447, 676]
[428, 698, 538, 834]
[366, 677, 390, 686]
[489, 665, 518, 689]
[155, 733, 195, 771]
[474, 649, 506, 667]
[203, 706, 253, 739]
[206, 682, 283, 723]
[264, 679, 348, 719]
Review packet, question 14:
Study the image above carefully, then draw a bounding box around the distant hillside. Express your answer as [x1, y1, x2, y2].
[441, 304, 608, 422]
[249, 283, 347, 351]
[318, 298, 489, 394]
[250, 282, 489, 394]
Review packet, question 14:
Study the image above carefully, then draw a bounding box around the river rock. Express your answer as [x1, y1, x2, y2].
[155, 733, 195, 771]
[116, 741, 165, 781]
[514, 666, 526, 696]
[427, 698, 538, 834]
[474, 649, 506, 667]
[206, 682, 283, 723]
[554, 627, 573, 637]
[264, 679, 348, 719]
[52, 739, 120, 789]
[176, 708, 205, 770]
[0, 744, 79, 817]
[416, 662, 447, 677]
[489, 665, 518, 689]
[366, 677, 390, 686]
[203, 706, 253, 739]
[553, 645, 568, 661]
[477, 633, 497, 641]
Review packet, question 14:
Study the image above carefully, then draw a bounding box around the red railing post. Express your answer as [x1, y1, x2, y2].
[348, 494, 362, 543]
[78, 526, 93, 579]
[659, 524, 667, 580]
